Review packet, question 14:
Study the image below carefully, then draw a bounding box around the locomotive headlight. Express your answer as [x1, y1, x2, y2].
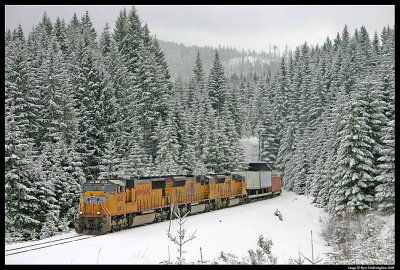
[79, 211, 83, 215]
[97, 211, 100, 215]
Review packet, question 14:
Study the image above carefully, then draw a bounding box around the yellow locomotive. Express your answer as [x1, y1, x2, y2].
[75, 163, 281, 235]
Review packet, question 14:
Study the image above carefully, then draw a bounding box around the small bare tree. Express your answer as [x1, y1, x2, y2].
[166, 206, 197, 264]
[292, 248, 305, 264]
[197, 247, 211, 264]
[298, 230, 323, 264]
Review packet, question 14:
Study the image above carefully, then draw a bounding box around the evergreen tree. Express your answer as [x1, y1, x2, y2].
[259, 94, 278, 166]
[274, 56, 289, 131]
[5, 104, 42, 240]
[5, 27, 42, 240]
[308, 56, 324, 125]
[98, 137, 119, 179]
[57, 142, 83, 224]
[205, 117, 223, 173]
[154, 111, 182, 175]
[276, 122, 296, 185]
[208, 50, 226, 115]
[331, 91, 376, 215]
[75, 35, 103, 181]
[53, 17, 68, 54]
[374, 119, 395, 213]
[118, 138, 152, 178]
[298, 42, 312, 133]
[36, 142, 62, 234]
[39, 12, 53, 36]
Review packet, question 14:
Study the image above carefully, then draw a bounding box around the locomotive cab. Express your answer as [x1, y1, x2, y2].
[75, 179, 125, 235]
[82, 180, 117, 193]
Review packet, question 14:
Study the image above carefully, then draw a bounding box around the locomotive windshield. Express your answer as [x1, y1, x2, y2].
[83, 180, 115, 193]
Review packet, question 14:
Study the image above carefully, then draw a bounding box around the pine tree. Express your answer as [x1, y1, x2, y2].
[118, 138, 152, 178]
[298, 42, 312, 133]
[208, 50, 226, 115]
[324, 89, 348, 212]
[102, 31, 139, 173]
[227, 73, 243, 136]
[154, 111, 183, 175]
[98, 137, 119, 179]
[40, 211, 60, 239]
[75, 32, 103, 181]
[5, 28, 12, 43]
[53, 17, 68, 54]
[5, 27, 43, 240]
[374, 119, 395, 213]
[355, 25, 372, 73]
[36, 142, 62, 234]
[286, 137, 306, 195]
[100, 23, 112, 56]
[191, 54, 214, 172]
[5, 104, 42, 240]
[331, 91, 376, 215]
[65, 13, 81, 60]
[274, 56, 290, 130]
[308, 57, 324, 125]
[178, 126, 197, 175]
[80, 10, 97, 43]
[320, 36, 334, 106]
[5, 25, 34, 143]
[37, 33, 69, 145]
[205, 117, 223, 173]
[286, 48, 301, 132]
[57, 142, 83, 224]
[39, 12, 53, 36]
[276, 122, 296, 186]
[308, 111, 332, 206]
[259, 93, 278, 166]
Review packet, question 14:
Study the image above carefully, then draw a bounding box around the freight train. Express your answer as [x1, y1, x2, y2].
[75, 162, 281, 235]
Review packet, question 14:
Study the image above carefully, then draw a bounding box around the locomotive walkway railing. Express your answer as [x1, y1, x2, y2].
[135, 187, 244, 212]
[100, 203, 111, 224]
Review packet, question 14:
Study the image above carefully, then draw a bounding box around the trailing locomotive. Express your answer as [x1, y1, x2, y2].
[75, 162, 281, 235]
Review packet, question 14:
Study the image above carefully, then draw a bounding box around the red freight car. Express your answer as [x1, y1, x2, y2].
[271, 171, 281, 195]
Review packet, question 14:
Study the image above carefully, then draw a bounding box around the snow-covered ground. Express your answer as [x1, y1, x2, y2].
[5, 191, 332, 264]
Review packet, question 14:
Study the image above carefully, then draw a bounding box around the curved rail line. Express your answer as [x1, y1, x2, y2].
[5, 234, 84, 252]
[5, 235, 96, 256]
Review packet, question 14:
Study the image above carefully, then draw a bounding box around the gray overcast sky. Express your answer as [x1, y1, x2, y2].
[5, 5, 395, 52]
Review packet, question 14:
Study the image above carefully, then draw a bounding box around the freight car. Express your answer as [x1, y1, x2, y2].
[75, 163, 281, 235]
[235, 162, 282, 199]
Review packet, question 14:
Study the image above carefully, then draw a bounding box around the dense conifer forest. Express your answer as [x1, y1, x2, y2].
[5, 7, 394, 243]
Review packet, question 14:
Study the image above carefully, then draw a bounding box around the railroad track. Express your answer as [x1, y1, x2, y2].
[5, 234, 96, 256]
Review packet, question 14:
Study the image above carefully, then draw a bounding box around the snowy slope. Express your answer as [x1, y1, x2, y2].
[225, 56, 271, 68]
[5, 191, 332, 264]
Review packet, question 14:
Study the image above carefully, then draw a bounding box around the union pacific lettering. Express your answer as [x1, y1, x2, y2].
[136, 188, 151, 196]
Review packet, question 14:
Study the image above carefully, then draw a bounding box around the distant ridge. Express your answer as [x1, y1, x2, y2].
[159, 40, 281, 81]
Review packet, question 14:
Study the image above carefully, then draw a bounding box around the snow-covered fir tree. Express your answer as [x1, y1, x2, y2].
[154, 111, 183, 175]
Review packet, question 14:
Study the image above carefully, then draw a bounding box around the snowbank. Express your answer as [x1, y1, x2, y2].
[6, 191, 332, 264]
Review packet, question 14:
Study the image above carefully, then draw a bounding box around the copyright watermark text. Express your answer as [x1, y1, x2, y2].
[348, 266, 394, 270]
